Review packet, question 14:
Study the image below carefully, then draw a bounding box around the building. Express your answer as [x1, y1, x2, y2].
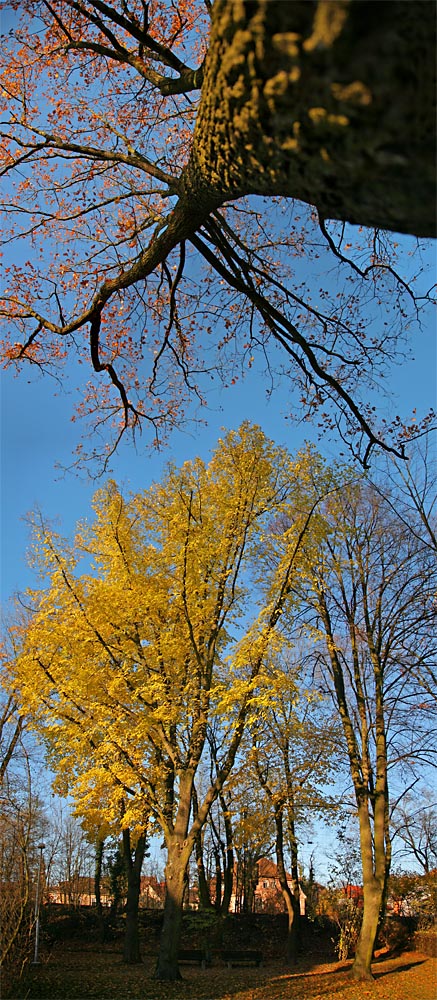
[139, 874, 166, 908]
[212, 857, 307, 915]
[48, 876, 112, 907]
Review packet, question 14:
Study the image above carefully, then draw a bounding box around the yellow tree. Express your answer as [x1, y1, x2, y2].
[7, 423, 323, 980]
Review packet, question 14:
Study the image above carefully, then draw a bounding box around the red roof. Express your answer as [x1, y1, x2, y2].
[257, 858, 292, 880]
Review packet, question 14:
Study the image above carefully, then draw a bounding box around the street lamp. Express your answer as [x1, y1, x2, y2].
[32, 843, 46, 965]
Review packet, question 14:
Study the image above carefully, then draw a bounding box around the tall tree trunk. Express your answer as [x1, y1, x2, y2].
[94, 837, 107, 944]
[221, 855, 233, 915]
[275, 802, 300, 965]
[214, 850, 222, 912]
[195, 831, 213, 909]
[122, 830, 147, 965]
[192, 786, 213, 910]
[351, 775, 387, 980]
[219, 792, 234, 915]
[247, 856, 259, 913]
[287, 777, 302, 960]
[351, 801, 383, 980]
[155, 770, 195, 981]
[154, 837, 192, 981]
[378, 784, 392, 939]
[351, 597, 391, 980]
[317, 591, 390, 981]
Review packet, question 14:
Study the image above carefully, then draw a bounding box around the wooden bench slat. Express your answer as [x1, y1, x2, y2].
[178, 949, 209, 967]
[220, 949, 263, 967]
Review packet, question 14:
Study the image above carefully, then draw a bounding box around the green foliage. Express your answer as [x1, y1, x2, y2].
[105, 845, 128, 915]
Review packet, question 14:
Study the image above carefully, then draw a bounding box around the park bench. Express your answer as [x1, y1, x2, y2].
[220, 949, 263, 968]
[178, 948, 210, 968]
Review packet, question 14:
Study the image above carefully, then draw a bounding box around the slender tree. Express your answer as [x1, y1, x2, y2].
[0, 696, 23, 786]
[0, 702, 48, 989]
[0, 732, 32, 972]
[392, 796, 437, 875]
[93, 835, 107, 942]
[193, 774, 236, 914]
[1, 2, 435, 465]
[291, 475, 436, 979]
[251, 657, 339, 963]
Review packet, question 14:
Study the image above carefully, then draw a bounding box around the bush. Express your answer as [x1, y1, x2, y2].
[379, 915, 413, 954]
[413, 929, 437, 957]
[0, 900, 33, 1000]
[388, 871, 437, 930]
[320, 892, 363, 960]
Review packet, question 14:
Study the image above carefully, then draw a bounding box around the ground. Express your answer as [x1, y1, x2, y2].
[7, 945, 437, 1000]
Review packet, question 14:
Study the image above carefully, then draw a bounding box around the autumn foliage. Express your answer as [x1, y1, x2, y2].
[6, 423, 327, 977]
[4, 423, 437, 981]
[0, 1, 435, 465]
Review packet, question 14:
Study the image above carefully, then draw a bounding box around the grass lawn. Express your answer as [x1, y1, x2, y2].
[8, 945, 437, 1000]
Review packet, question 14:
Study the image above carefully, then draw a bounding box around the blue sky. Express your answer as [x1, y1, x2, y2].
[0, 4, 435, 891]
[0, 0, 435, 608]
[0, 240, 435, 882]
[1, 261, 435, 608]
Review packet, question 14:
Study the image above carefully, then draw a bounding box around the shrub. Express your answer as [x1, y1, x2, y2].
[388, 871, 437, 930]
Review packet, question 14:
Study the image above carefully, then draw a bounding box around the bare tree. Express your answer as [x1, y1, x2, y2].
[393, 795, 437, 874]
[287, 473, 436, 979]
[0, 711, 47, 990]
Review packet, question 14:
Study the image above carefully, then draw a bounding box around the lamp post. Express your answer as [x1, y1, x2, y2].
[33, 842, 46, 965]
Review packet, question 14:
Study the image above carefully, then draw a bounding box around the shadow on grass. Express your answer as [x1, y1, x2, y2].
[7, 949, 435, 1000]
[373, 956, 428, 978]
[4, 956, 347, 1000]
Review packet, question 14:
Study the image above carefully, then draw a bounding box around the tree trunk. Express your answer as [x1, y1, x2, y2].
[351, 797, 385, 980]
[94, 837, 107, 945]
[284, 894, 299, 966]
[221, 857, 233, 915]
[195, 832, 213, 910]
[154, 839, 191, 981]
[214, 850, 222, 912]
[378, 788, 392, 941]
[122, 831, 147, 965]
[219, 792, 234, 915]
[351, 878, 383, 981]
[188, 0, 436, 237]
[351, 609, 390, 980]
[275, 803, 300, 965]
[192, 786, 213, 910]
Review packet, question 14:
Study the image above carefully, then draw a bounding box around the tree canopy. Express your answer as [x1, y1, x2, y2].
[1, 1, 435, 466]
[6, 423, 325, 978]
[4, 423, 436, 980]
